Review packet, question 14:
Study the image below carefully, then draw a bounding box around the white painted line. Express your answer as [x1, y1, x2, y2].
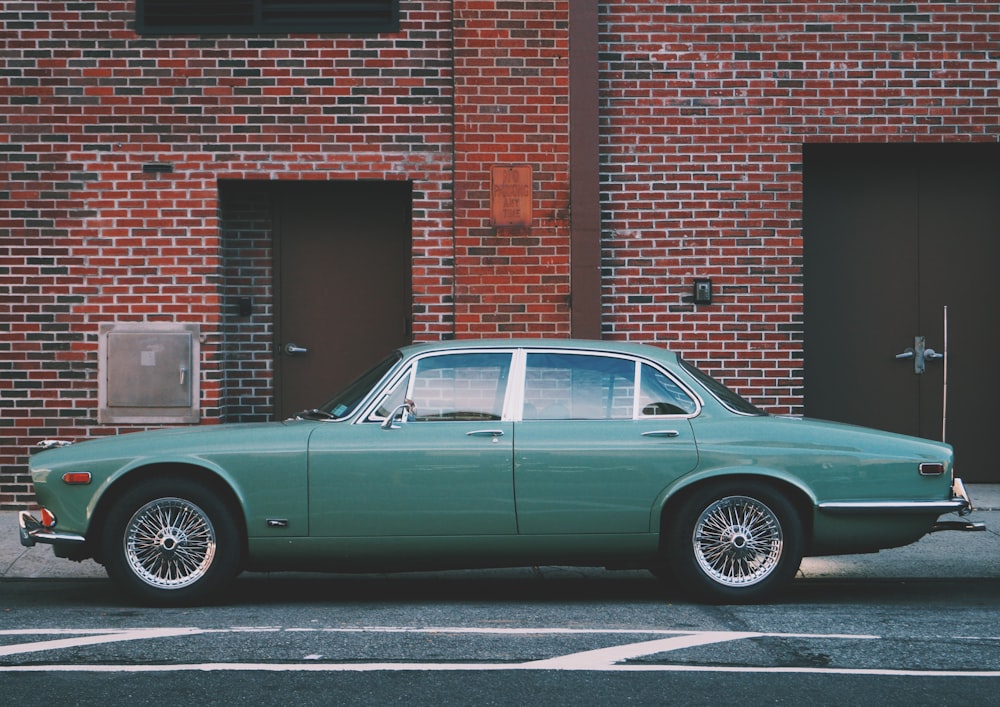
[0, 629, 130, 636]
[4, 625, 995, 677]
[0, 628, 204, 658]
[1, 662, 999, 677]
[0, 626, 880, 640]
[525, 631, 761, 669]
[280, 626, 880, 640]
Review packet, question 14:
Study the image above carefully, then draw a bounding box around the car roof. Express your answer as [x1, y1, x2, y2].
[397, 338, 679, 363]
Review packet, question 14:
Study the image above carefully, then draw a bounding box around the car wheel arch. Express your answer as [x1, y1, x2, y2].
[656, 472, 816, 554]
[88, 462, 247, 565]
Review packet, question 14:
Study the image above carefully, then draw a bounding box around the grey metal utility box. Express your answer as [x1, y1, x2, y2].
[98, 322, 201, 424]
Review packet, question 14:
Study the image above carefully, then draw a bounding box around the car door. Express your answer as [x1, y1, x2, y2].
[513, 351, 700, 535]
[307, 351, 516, 537]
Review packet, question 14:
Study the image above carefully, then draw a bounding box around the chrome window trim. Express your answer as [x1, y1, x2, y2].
[354, 346, 703, 424]
[516, 347, 701, 422]
[354, 348, 520, 424]
[636, 359, 703, 418]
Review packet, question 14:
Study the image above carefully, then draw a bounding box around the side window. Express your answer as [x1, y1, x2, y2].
[639, 363, 698, 416]
[408, 353, 512, 421]
[523, 353, 635, 420]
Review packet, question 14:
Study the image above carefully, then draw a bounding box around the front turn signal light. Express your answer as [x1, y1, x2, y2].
[62, 471, 92, 485]
[40, 507, 57, 528]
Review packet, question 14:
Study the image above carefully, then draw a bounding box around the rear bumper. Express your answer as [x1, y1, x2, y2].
[18, 510, 87, 548]
[816, 478, 985, 532]
[818, 477, 974, 513]
[931, 478, 985, 531]
[950, 477, 975, 515]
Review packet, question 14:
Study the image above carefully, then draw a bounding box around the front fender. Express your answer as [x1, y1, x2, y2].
[30, 422, 314, 543]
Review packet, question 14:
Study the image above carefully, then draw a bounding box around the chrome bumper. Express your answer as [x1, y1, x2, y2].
[930, 478, 985, 532]
[18, 510, 87, 548]
[950, 477, 974, 515]
[817, 477, 985, 532]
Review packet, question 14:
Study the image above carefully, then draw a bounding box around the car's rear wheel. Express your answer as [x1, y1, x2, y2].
[665, 481, 803, 603]
[102, 478, 242, 606]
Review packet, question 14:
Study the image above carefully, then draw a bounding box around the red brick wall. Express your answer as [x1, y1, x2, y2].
[1, 0, 460, 506]
[3, 1, 999, 507]
[598, 1, 999, 411]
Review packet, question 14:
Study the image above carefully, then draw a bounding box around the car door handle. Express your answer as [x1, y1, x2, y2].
[466, 429, 505, 439]
[642, 430, 680, 438]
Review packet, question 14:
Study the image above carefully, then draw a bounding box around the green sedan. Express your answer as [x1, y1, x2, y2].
[19, 339, 980, 605]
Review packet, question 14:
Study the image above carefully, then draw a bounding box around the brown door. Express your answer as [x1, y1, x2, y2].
[804, 144, 1000, 482]
[274, 181, 411, 419]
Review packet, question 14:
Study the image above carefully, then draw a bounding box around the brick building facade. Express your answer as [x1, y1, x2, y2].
[3, 1, 999, 507]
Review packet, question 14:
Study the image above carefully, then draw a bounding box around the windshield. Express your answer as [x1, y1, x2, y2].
[318, 352, 402, 419]
[679, 358, 766, 416]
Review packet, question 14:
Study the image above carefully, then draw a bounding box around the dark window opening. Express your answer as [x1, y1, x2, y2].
[137, 0, 400, 35]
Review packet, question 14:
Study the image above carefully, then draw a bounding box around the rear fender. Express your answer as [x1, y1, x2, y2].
[654, 468, 817, 549]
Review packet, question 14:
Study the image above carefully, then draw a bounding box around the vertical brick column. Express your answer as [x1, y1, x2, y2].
[452, 1, 572, 337]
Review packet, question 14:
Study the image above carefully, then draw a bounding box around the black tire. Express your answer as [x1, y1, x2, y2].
[102, 477, 242, 606]
[665, 481, 803, 604]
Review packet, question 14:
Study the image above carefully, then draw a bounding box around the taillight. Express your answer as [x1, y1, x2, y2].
[40, 507, 57, 528]
[919, 462, 945, 476]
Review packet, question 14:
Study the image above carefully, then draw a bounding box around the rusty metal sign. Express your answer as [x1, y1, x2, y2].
[490, 165, 532, 227]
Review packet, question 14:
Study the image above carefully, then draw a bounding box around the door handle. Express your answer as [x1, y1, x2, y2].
[895, 336, 943, 374]
[466, 430, 505, 441]
[642, 430, 680, 438]
[284, 343, 309, 356]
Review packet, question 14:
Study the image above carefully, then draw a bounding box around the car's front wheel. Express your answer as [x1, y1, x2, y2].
[102, 478, 242, 605]
[665, 481, 803, 603]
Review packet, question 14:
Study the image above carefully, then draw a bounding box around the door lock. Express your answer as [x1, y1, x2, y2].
[895, 336, 943, 374]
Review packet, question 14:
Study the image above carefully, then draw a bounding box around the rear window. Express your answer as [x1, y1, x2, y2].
[680, 359, 766, 416]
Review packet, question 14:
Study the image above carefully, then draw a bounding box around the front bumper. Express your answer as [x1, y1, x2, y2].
[18, 510, 87, 548]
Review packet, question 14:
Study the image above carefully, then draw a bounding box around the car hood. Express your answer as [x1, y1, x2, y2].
[30, 420, 315, 469]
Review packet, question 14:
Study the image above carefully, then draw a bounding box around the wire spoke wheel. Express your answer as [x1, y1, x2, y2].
[692, 495, 783, 588]
[124, 497, 217, 590]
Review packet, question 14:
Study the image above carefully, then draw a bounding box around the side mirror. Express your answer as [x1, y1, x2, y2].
[380, 400, 415, 430]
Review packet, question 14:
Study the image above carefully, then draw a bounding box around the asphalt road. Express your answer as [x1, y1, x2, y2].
[3, 488, 998, 704]
[3, 569, 1000, 705]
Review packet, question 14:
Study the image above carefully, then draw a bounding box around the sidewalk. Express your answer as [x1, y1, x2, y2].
[3, 486, 999, 582]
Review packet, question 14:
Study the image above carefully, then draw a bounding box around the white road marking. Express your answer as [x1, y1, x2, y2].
[524, 631, 761, 669]
[0, 627, 204, 657]
[281, 626, 877, 639]
[1, 626, 997, 676]
[1, 662, 999, 676]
